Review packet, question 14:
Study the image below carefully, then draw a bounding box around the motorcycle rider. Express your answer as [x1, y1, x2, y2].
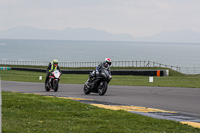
[86, 58, 112, 87]
[45, 59, 61, 85]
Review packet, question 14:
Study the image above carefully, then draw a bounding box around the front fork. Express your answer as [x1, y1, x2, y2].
[48, 78, 54, 88]
[99, 82, 104, 88]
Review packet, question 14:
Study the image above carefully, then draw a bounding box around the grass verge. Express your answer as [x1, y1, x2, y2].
[2, 91, 200, 133]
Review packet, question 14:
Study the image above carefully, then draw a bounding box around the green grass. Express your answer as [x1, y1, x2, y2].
[112, 75, 200, 88]
[1, 70, 200, 88]
[2, 91, 200, 133]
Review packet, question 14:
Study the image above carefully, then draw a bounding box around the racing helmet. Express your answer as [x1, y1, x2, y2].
[105, 58, 112, 66]
[53, 59, 58, 66]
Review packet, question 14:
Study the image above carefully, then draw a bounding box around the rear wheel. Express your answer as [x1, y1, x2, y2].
[53, 80, 59, 92]
[83, 84, 91, 94]
[98, 81, 108, 96]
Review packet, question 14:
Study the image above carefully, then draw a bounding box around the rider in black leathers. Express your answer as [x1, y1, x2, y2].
[86, 58, 112, 87]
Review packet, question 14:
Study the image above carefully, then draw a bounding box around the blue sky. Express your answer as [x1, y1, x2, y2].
[1, 0, 200, 37]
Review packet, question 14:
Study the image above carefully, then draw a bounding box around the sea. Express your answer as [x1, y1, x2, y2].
[0, 39, 200, 68]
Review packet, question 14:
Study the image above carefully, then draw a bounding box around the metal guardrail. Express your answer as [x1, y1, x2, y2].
[180, 67, 200, 74]
[1, 60, 199, 74]
[0, 60, 179, 68]
[0, 60, 49, 66]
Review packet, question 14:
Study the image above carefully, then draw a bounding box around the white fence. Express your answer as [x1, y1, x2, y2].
[0, 60, 199, 74]
[179, 67, 200, 74]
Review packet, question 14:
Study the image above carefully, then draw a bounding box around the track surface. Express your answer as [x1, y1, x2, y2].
[1, 81, 200, 118]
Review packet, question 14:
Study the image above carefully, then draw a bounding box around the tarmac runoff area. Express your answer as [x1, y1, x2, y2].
[22, 93, 200, 129]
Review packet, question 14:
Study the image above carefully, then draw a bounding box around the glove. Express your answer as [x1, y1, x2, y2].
[49, 71, 52, 74]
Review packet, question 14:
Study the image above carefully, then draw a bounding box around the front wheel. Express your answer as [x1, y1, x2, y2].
[53, 80, 59, 92]
[45, 83, 50, 91]
[98, 81, 108, 96]
[83, 84, 91, 95]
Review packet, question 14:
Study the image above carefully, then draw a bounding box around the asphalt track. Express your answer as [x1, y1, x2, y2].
[2, 80, 200, 119]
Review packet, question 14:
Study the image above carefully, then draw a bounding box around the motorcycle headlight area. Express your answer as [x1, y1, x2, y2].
[102, 73, 106, 77]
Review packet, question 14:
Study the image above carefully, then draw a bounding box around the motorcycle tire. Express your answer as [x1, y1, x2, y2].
[53, 80, 59, 92]
[83, 84, 91, 94]
[45, 83, 50, 91]
[98, 81, 108, 96]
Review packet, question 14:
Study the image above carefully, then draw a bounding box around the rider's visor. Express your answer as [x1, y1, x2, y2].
[54, 63, 58, 66]
[105, 63, 108, 67]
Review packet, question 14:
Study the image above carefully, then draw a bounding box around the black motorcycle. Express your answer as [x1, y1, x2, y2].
[84, 68, 112, 95]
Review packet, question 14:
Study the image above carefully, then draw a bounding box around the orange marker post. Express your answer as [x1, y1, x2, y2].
[157, 70, 160, 77]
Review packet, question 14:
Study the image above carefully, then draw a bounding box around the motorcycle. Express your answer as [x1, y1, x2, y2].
[45, 70, 61, 92]
[84, 68, 112, 95]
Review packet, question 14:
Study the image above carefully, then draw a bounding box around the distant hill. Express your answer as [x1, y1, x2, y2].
[0, 26, 200, 43]
[0, 26, 135, 41]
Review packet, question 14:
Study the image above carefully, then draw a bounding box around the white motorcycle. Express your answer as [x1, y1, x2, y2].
[45, 70, 61, 92]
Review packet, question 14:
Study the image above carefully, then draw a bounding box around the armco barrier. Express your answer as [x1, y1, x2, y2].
[0, 67, 11, 70]
[11, 67, 168, 76]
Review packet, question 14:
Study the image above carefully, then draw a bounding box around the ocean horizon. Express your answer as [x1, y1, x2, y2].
[1, 39, 200, 68]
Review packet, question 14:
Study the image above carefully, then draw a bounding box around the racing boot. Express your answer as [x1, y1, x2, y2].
[45, 78, 48, 85]
[45, 74, 50, 85]
[85, 77, 93, 88]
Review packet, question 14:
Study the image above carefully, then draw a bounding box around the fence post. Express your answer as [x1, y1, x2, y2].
[147, 61, 150, 67]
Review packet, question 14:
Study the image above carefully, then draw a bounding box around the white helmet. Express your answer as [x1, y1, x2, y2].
[105, 58, 112, 66]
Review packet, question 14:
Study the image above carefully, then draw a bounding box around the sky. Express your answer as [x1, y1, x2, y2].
[1, 0, 200, 37]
